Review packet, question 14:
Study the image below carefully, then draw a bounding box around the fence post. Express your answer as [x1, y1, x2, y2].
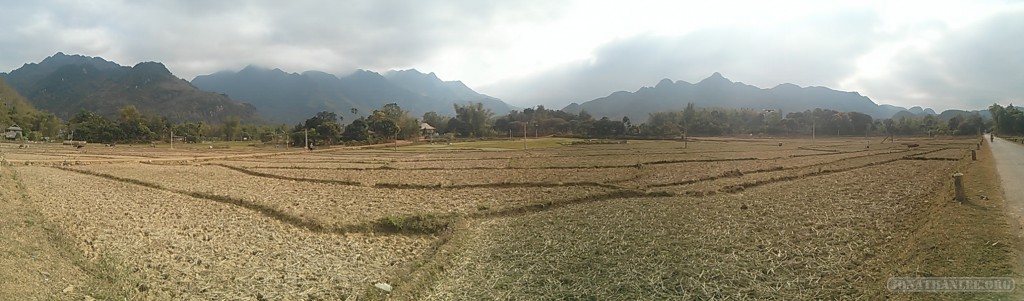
[953, 173, 965, 203]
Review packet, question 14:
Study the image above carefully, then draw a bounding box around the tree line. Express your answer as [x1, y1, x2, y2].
[989, 104, 1024, 136]
[11, 101, 993, 145]
[1, 84, 63, 141]
[642, 104, 985, 137]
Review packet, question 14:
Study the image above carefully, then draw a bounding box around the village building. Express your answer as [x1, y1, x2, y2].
[4, 124, 23, 140]
[419, 122, 436, 139]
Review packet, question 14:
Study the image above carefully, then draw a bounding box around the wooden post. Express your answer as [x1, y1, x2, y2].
[972, 150, 976, 161]
[977, 143, 980, 150]
[953, 173, 965, 203]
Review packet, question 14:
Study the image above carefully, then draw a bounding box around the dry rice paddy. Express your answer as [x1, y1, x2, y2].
[0, 136, 1018, 300]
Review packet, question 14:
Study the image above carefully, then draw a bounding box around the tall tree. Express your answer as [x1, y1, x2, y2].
[422, 111, 450, 134]
[368, 112, 399, 141]
[117, 105, 154, 142]
[452, 102, 494, 137]
[341, 118, 370, 142]
[223, 116, 241, 141]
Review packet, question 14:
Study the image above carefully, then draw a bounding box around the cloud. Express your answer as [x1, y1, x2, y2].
[479, 9, 883, 108]
[0, 0, 561, 79]
[849, 8, 1024, 110]
[2, 1, 1021, 113]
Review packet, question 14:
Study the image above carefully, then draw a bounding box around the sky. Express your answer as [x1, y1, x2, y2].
[1, 0, 1022, 111]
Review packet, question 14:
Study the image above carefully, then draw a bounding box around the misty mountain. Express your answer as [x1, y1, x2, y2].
[562, 72, 938, 122]
[192, 67, 512, 124]
[384, 69, 512, 114]
[0, 53, 259, 123]
[893, 108, 991, 121]
[907, 106, 937, 115]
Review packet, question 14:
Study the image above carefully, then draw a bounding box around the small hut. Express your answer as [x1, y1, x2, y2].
[4, 124, 23, 140]
[419, 122, 436, 138]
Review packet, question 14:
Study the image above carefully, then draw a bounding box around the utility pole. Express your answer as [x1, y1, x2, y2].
[811, 120, 815, 145]
[304, 128, 309, 151]
[523, 122, 528, 150]
[169, 130, 173, 149]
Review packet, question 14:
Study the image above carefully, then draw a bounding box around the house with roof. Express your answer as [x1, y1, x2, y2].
[419, 122, 436, 138]
[5, 124, 23, 140]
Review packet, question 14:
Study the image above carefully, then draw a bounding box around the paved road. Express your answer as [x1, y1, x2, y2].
[990, 134, 1024, 220]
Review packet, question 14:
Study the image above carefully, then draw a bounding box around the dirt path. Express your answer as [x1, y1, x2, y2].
[991, 134, 1024, 220]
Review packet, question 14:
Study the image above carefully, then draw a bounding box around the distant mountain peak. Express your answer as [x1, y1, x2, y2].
[352, 69, 377, 75]
[133, 61, 169, 70]
[386, 69, 442, 82]
[192, 65, 513, 124]
[43, 52, 85, 61]
[698, 72, 732, 85]
[655, 78, 674, 88]
[907, 106, 937, 115]
[34, 52, 121, 70]
[239, 64, 272, 73]
[569, 74, 905, 122]
[773, 83, 801, 89]
[3, 53, 258, 122]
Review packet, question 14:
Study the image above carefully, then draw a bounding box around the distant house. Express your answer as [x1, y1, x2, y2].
[5, 125, 23, 140]
[419, 122, 436, 138]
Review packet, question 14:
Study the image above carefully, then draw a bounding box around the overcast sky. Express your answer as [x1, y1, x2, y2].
[1, 0, 1021, 111]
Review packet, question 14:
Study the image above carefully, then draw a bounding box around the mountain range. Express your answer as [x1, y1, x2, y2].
[562, 72, 986, 122]
[0, 53, 991, 126]
[191, 67, 513, 124]
[0, 53, 259, 123]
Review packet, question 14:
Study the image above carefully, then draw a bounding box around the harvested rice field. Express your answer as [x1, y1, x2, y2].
[0, 136, 1020, 300]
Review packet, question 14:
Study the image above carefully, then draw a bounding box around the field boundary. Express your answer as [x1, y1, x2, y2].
[219, 157, 765, 171]
[53, 166, 444, 236]
[211, 163, 628, 190]
[645, 148, 936, 189]
[470, 190, 676, 219]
